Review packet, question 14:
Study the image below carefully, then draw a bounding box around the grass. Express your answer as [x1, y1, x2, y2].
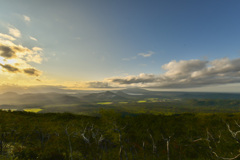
[43, 104, 79, 108]
[137, 100, 147, 103]
[119, 102, 128, 104]
[23, 108, 42, 113]
[1, 109, 17, 112]
[97, 102, 113, 105]
[147, 98, 159, 102]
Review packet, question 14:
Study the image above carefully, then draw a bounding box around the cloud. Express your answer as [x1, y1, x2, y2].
[32, 47, 43, 52]
[138, 51, 155, 57]
[162, 59, 208, 79]
[122, 51, 155, 61]
[36, 79, 41, 82]
[0, 33, 16, 41]
[110, 73, 156, 84]
[26, 54, 42, 64]
[0, 63, 20, 73]
[8, 26, 21, 38]
[0, 44, 17, 58]
[23, 15, 31, 22]
[0, 38, 43, 76]
[0, 63, 41, 77]
[86, 81, 112, 88]
[23, 68, 41, 76]
[108, 58, 240, 88]
[29, 36, 37, 41]
[0, 43, 33, 59]
[0, 42, 43, 62]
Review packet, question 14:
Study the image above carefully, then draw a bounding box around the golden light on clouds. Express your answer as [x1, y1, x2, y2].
[0, 28, 43, 82]
[8, 26, 21, 38]
[23, 15, 31, 22]
[0, 33, 16, 41]
[29, 36, 38, 41]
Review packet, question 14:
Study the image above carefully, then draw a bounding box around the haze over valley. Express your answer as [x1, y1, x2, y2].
[1, 88, 240, 115]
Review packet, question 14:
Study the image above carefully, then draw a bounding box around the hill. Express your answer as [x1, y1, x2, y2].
[83, 91, 127, 102]
[0, 92, 81, 105]
[122, 87, 150, 94]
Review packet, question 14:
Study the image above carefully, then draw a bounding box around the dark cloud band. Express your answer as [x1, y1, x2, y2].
[23, 68, 40, 76]
[0, 44, 16, 58]
[0, 63, 41, 77]
[0, 64, 20, 73]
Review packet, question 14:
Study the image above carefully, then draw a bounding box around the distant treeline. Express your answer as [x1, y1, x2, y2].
[1, 110, 240, 159]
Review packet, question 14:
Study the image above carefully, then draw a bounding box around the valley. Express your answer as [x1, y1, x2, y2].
[1, 88, 240, 115]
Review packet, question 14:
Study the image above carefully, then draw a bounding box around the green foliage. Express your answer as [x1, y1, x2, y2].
[1, 110, 240, 159]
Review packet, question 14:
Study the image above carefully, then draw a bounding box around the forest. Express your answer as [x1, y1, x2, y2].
[1, 110, 240, 160]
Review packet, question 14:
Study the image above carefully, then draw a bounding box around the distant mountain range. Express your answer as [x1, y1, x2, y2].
[83, 91, 128, 102]
[1, 88, 240, 106]
[0, 92, 80, 105]
[121, 88, 150, 94]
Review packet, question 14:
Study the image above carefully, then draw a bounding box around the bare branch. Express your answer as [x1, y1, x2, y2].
[212, 151, 240, 160]
[235, 121, 240, 128]
[147, 129, 156, 153]
[226, 123, 240, 143]
[192, 138, 209, 143]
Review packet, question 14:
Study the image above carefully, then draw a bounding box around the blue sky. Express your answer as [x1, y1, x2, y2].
[0, 0, 240, 92]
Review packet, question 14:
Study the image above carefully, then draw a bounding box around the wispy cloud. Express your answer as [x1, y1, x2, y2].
[32, 47, 43, 52]
[122, 51, 155, 61]
[8, 26, 21, 38]
[0, 33, 16, 41]
[23, 15, 31, 22]
[25, 54, 42, 64]
[138, 51, 155, 57]
[29, 36, 37, 41]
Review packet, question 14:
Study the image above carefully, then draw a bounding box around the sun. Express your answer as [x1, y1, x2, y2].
[0, 57, 20, 74]
[5, 58, 18, 65]
[0, 57, 4, 64]
[0, 57, 18, 65]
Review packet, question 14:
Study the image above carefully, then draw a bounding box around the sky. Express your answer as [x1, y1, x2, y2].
[0, 0, 240, 92]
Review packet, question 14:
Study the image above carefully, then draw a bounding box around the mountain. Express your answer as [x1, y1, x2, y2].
[121, 88, 151, 95]
[83, 91, 127, 102]
[115, 91, 129, 98]
[0, 92, 20, 104]
[0, 92, 81, 105]
[0, 92, 19, 98]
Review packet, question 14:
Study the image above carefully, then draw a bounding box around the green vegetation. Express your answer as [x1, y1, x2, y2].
[2, 91, 240, 159]
[118, 102, 128, 104]
[23, 108, 42, 113]
[3, 99, 240, 115]
[97, 102, 113, 105]
[137, 100, 147, 103]
[3, 99, 240, 116]
[147, 98, 159, 102]
[1, 109, 17, 112]
[1, 110, 240, 159]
